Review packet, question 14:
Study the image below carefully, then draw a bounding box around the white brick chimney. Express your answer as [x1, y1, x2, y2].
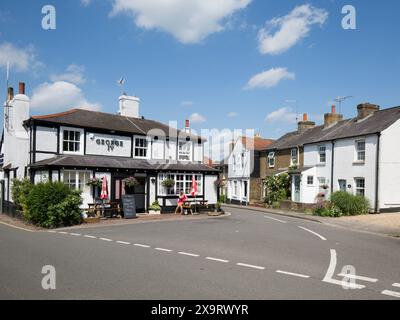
[118, 94, 140, 118]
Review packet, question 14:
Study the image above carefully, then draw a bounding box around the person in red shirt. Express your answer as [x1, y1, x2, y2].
[175, 191, 187, 215]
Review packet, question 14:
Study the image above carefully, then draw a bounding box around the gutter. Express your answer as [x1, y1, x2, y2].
[375, 133, 381, 213]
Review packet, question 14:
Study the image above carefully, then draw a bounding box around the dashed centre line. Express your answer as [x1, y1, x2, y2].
[393, 283, 400, 288]
[99, 237, 113, 242]
[134, 243, 151, 248]
[155, 248, 173, 252]
[84, 235, 96, 239]
[276, 270, 310, 278]
[206, 257, 229, 263]
[298, 226, 327, 241]
[237, 263, 265, 270]
[70, 233, 81, 236]
[116, 241, 131, 245]
[178, 252, 200, 257]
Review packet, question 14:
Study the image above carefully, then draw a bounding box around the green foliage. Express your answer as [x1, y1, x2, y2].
[264, 174, 290, 204]
[24, 181, 83, 228]
[218, 194, 227, 203]
[162, 179, 175, 188]
[149, 201, 161, 211]
[314, 204, 343, 217]
[11, 178, 33, 210]
[330, 191, 370, 216]
[272, 201, 280, 209]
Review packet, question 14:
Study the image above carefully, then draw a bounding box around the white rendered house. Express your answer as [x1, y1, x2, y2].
[0, 82, 219, 212]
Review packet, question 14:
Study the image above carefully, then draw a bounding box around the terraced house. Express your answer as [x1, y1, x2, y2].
[0, 83, 219, 212]
[264, 103, 400, 213]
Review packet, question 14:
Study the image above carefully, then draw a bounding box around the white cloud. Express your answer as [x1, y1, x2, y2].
[189, 112, 206, 123]
[31, 81, 101, 112]
[181, 100, 193, 107]
[244, 67, 295, 90]
[265, 107, 297, 124]
[81, 0, 92, 6]
[227, 112, 238, 117]
[0, 42, 37, 72]
[50, 64, 86, 85]
[258, 4, 328, 55]
[109, 0, 252, 44]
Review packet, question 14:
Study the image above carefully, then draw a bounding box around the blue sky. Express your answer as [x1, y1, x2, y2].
[0, 0, 399, 158]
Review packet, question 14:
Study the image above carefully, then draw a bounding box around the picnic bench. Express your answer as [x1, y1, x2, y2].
[181, 200, 209, 215]
[86, 202, 123, 218]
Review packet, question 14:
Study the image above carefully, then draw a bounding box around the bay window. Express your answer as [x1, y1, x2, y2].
[158, 173, 202, 196]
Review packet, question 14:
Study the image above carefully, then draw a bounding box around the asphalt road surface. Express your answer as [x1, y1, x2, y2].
[1, 206, 400, 299]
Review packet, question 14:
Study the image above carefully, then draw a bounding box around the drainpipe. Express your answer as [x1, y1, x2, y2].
[330, 141, 335, 193]
[375, 133, 381, 213]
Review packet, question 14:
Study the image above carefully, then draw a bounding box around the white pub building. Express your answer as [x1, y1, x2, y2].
[0, 83, 219, 213]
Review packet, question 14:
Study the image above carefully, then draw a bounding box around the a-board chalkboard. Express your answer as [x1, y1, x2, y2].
[122, 195, 137, 219]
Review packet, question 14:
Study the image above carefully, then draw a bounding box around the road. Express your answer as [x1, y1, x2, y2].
[1, 206, 400, 299]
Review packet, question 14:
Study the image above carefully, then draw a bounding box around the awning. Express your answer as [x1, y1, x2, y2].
[29, 154, 220, 173]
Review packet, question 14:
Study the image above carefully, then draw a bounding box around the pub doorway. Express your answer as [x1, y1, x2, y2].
[111, 174, 147, 213]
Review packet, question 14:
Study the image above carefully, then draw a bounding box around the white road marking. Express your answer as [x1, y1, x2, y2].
[206, 257, 229, 263]
[0, 221, 34, 233]
[393, 283, 400, 288]
[178, 252, 200, 257]
[47, 230, 57, 233]
[381, 290, 400, 298]
[134, 243, 150, 248]
[155, 248, 173, 252]
[99, 237, 113, 242]
[337, 273, 378, 283]
[58, 231, 68, 234]
[264, 215, 287, 224]
[236, 263, 265, 270]
[298, 226, 327, 241]
[116, 241, 130, 245]
[84, 235, 97, 239]
[276, 270, 310, 278]
[69, 233, 81, 236]
[323, 249, 365, 289]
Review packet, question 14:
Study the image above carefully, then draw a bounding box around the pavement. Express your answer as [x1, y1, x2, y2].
[223, 204, 400, 238]
[1, 206, 400, 300]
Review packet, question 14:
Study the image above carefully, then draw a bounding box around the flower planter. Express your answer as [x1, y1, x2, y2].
[149, 210, 161, 215]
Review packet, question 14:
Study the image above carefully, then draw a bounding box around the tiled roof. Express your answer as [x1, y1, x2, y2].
[28, 108, 205, 141]
[241, 136, 275, 151]
[29, 154, 219, 172]
[267, 106, 400, 150]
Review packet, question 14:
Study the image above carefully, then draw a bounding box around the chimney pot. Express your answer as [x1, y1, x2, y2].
[331, 105, 336, 114]
[298, 114, 315, 133]
[19, 82, 25, 95]
[324, 106, 343, 128]
[185, 119, 190, 128]
[303, 113, 308, 121]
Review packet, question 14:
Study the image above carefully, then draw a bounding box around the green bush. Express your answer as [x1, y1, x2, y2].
[314, 204, 343, 217]
[11, 178, 33, 210]
[149, 201, 161, 211]
[330, 191, 370, 216]
[24, 181, 83, 228]
[264, 174, 290, 204]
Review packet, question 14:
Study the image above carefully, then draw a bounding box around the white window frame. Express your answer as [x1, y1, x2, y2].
[355, 178, 365, 197]
[134, 136, 150, 159]
[178, 141, 192, 162]
[291, 148, 298, 166]
[60, 126, 84, 155]
[158, 173, 203, 196]
[62, 170, 91, 191]
[318, 145, 326, 164]
[355, 139, 366, 163]
[268, 152, 275, 168]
